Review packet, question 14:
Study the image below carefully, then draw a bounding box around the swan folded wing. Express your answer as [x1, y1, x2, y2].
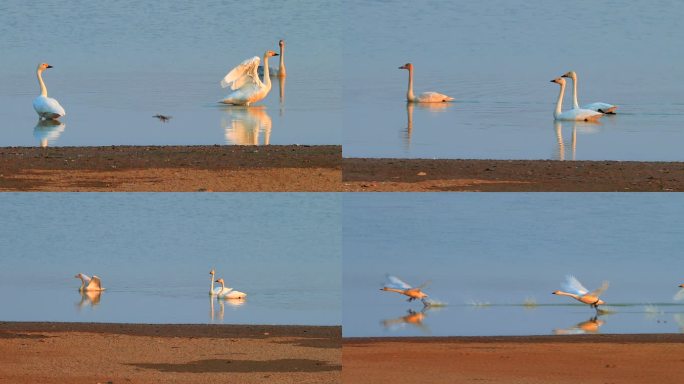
[385, 275, 413, 290]
[419, 92, 454, 102]
[674, 289, 684, 301]
[589, 281, 609, 297]
[584, 102, 617, 114]
[86, 276, 103, 290]
[221, 56, 261, 90]
[34, 96, 66, 116]
[562, 275, 589, 296]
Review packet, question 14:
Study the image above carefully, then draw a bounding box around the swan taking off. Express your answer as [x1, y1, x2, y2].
[74, 273, 105, 292]
[258, 40, 286, 78]
[399, 63, 454, 103]
[219, 50, 279, 106]
[550, 78, 603, 122]
[380, 275, 430, 306]
[214, 278, 247, 299]
[552, 275, 608, 310]
[561, 71, 617, 114]
[33, 63, 66, 120]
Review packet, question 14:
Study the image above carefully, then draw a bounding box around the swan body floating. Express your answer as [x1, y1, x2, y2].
[33, 63, 66, 120]
[399, 63, 454, 103]
[258, 40, 286, 78]
[214, 278, 247, 299]
[380, 274, 430, 306]
[74, 273, 105, 292]
[552, 275, 608, 310]
[561, 71, 617, 114]
[219, 50, 279, 106]
[551, 78, 603, 122]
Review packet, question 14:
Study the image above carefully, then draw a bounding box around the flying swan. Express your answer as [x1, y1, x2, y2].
[380, 274, 430, 306]
[219, 50, 279, 105]
[552, 275, 608, 310]
[33, 63, 66, 120]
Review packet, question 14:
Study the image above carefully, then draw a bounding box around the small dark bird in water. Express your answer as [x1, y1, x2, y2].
[153, 114, 172, 122]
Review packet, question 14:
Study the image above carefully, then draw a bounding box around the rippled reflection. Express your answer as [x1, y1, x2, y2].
[221, 106, 272, 145]
[278, 75, 286, 115]
[553, 121, 601, 161]
[553, 315, 604, 335]
[33, 119, 66, 148]
[209, 296, 246, 322]
[381, 307, 438, 334]
[402, 102, 452, 151]
[75, 290, 102, 310]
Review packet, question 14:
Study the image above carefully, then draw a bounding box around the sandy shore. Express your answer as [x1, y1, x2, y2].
[0, 145, 340, 192]
[343, 334, 684, 383]
[343, 158, 684, 191]
[0, 322, 340, 384]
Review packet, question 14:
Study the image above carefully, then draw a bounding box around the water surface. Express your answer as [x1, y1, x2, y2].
[0, 193, 340, 325]
[0, 1, 341, 147]
[343, 0, 684, 160]
[343, 194, 684, 336]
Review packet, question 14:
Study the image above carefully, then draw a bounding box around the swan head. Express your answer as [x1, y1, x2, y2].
[210, 269, 216, 276]
[74, 273, 85, 279]
[215, 278, 225, 284]
[550, 77, 565, 86]
[279, 40, 285, 47]
[264, 50, 279, 57]
[551, 290, 562, 295]
[37, 63, 53, 72]
[561, 71, 577, 79]
[398, 63, 413, 70]
[679, 284, 684, 288]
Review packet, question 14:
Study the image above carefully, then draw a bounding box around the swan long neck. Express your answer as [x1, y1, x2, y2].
[555, 291, 580, 300]
[210, 274, 215, 293]
[279, 45, 286, 76]
[571, 74, 579, 109]
[262, 53, 272, 89]
[554, 81, 565, 118]
[220, 280, 226, 290]
[406, 68, 415, 102]
[37, 69, 48, 97]
[383, 287, 407, 295]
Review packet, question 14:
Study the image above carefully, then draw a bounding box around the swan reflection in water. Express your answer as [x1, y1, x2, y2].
[277, 75, 285, 115]
[209, 296, 246, 322]
[553, 121, 600, 161]
[75, 290, 103, 310]
[33, 119, 66, 148]
[221, 106, 272, 145]
[553, 316, 605, 335]
[381, 306, 441, 334]
[403, 102, 452, 151]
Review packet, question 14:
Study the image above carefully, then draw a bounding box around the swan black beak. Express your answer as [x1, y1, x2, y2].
[47, 65, 53, 68]
[273, 53, 279, 56]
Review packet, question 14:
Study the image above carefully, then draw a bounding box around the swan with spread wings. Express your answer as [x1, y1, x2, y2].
[380, 275, 430, 306]
[552, 275, 608, 310]
[219, 50, 279, 106]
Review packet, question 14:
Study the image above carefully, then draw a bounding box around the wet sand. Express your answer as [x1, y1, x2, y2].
[343, 158, 684, 191]
[343, 334, 684, 384]
[0, 146, 341, 192]
[0, 322, 340, 384]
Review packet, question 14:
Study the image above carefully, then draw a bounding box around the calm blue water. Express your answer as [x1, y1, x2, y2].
[343, 0, 684, 160]
[343, 194, 684, 336]
[0, 193, 340, 325]
[0, 1, 341, 147]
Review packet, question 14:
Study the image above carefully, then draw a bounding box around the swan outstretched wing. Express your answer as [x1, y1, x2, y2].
[562, 275, 589, 296]
[589, 281, 609, 297]
[86, 275, 103, 290]
[221, 56, 261, 90]
[385, 275, 412, 290]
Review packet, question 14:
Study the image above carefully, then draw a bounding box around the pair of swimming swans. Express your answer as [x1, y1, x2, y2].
[74, 273, 105, 292]
[552, 275, 608, 311]
[219, 40, 286, 106]
[380, 275, 430, 306]
[33, 63, 66, 120]
[551, 71, 617, 121]
[209, 268, 246, 299]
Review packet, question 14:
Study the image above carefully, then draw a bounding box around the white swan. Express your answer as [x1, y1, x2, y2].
[214, 278, 247, 299]
[550, 78, 603, 122]
[399, 63, 454, 103]
[258, 40, 286, 78]
[219, 50, 279, 106]
[33, 63, 66, 120]
[561, 71, 617, 114]
[552, 275, 608, 310]
[74, 273, 105, 292]
[209, 269, 222, 296]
